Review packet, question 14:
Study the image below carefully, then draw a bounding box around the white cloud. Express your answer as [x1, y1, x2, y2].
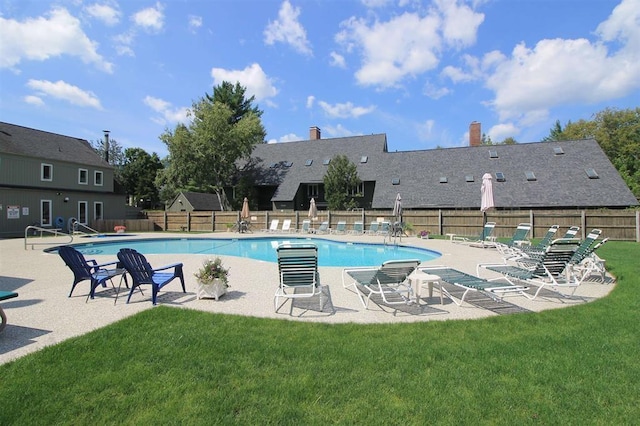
[211, 63, 278, 102]
[306, 95, 315, 108]
[336, 1, 483, 88]
[488, 122, 519, 142]
[478, 0, 640, 125]
[318, 101, 376, 119]
[143, 96, 190, 126]
[24, 95, 45, 106]
[329, 51, 346, 68]
[113, 31, 135, 56]
[0, 7, 114, 73]
[436, 0, 484, 49]
[322, 124, 359, 138]
[264, 0, 312, 56]
[278, 133, 304, 142]
[423, 82, 450, 99]
[336, 12, 441, 88]
[361, 0, 392, 7]
[27, 79, 102, 109]
[85, 3, 121, 26]
[486, 36, 640, 122]
[132, 2, 165, 32]
[189, 15, 203, 32]
[415, 119, 436, 142]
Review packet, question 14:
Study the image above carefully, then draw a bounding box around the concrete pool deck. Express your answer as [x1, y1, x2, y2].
[0, 232, 614, 364]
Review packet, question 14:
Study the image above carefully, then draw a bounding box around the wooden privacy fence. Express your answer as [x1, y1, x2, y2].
[140, 209, 640, 242]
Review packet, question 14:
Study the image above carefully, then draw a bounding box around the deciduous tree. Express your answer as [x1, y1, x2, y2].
[323, 155, 361, 210]
[157, 83, 266, 208]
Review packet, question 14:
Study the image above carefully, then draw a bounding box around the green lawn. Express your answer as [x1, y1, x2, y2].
[1, 242, 639, 424]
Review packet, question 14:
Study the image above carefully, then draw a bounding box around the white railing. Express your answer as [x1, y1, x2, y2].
[24, 226, 73, 250]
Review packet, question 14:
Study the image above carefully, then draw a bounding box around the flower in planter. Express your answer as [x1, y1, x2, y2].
[419, 230, 430, 238]
[114, 225, 126, 233]
[194, 257, 229, 287]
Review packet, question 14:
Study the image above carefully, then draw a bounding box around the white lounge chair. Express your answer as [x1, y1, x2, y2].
[274, 244, 323, 313]
[281, 219, 293, 233]
[263, 219, 279, 233]
[452, 222, 496, 247]
[342, 259, 420, 308]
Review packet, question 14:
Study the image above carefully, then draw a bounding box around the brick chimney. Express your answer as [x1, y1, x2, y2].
[469, 121, 481, 147]
[309, 126, 321, 140]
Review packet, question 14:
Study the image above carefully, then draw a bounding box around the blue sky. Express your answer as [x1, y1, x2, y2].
[1, 0, 638, 158]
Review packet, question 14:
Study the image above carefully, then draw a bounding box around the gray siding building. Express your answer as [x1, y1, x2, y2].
[0, 122, 126, 237]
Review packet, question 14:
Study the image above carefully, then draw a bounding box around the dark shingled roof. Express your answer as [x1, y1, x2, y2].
[173, 191, 223, 211]
[0, 122, 112, 168]
[246, 135, 638, 209]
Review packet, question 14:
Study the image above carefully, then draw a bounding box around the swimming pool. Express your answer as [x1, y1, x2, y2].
[57, 237, 441, 267]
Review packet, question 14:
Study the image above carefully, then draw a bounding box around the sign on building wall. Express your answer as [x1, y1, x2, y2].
[7, 205, 20, 219]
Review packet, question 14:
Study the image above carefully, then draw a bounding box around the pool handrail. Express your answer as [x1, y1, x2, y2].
[24, 225, 73, 250]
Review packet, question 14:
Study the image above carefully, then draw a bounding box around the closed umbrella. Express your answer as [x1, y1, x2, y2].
[241, 197, 250, 219]
[392, 193, 402, 237]
[239, 197, 250, 232]
[308, 198, 318, 220]
[392, 193, 402, 219]
[480, 173, 495, 241]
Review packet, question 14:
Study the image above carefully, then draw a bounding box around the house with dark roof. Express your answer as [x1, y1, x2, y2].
[166, 191, 224, 212]
[0, 122, 126, 237]
[239, 125, 638, 212]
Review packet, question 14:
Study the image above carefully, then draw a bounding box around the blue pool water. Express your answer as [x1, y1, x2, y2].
[58, 237, 441, 267]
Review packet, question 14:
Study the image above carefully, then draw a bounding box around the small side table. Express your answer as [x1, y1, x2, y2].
[446, 233, 456, 241]
[409, 273, 444, 305]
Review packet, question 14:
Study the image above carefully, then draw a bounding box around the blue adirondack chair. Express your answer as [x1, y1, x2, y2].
[117, 248, 185, 305]
[58, 245, 126, 299]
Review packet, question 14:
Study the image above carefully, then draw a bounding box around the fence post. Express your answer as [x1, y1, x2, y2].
[164, 211, 167, 231]
[581, 210, 586, 239]
[438, 209, 443, 236]
[636, 210, 639, 243]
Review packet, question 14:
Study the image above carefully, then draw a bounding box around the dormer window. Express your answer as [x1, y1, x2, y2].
[323, 158, 331, 165]
[465, 175, 474, 182]
[439, 177, 448, 183]
[360, 156, 368, 163]
[586, 168, 599, 179]
[391, 177, 400, 185]
[553, 147, 564, 155]
[489, 150, 498, 158]
[495, 172, 506, 182]
[283, 161, 293, 168]
[269, 162, 278, 168]
[305, 159, 313, 166]
[525, 171, 536, 181]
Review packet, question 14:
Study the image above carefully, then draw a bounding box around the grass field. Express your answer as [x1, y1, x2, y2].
[1, 242, 638, 424]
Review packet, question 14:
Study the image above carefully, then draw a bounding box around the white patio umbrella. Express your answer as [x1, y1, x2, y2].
[480, 173, 495, 241]
[308, 198, 318, 220]
[392, 193, 402, 219]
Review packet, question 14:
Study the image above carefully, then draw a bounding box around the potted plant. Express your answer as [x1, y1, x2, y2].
[419, 230, 431, 239]
[194, 257, 229, 300]
[114, 225, 126, 233]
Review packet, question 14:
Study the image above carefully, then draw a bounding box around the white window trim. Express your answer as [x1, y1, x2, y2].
[41, 163, 53, 181]
[78, 201, 88, 224]
[41, 199, 52, 226]
[307, 184, 319, 198]
[94, 201, 104, 222]
[94, 170, 104, 186]
[78, 168, 89, 185]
